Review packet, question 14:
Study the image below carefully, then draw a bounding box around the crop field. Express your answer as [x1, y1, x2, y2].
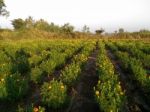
[0, 39, 150, 112]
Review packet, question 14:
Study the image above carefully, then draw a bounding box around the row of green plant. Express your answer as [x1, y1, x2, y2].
[60, 41, 96, 85]
[9, 40, 94, 111]
[107, 42, 150, 94]
[0, 47, 30, 101]
[131, 41, 150, 54]
[40, 41, 96, 109]
[30, 44, 81, 84]
[114, 42, 150, 68]
[2, 40, 84, 111]
[135, 42, 150, 54]
[94, 41, 126, 112]
[28, 40, 82, 67]
[0, 40, 78, 80]
[0, 40, 83, 101]
[30, 40, 85, 84]
[115, 51, 150, 92]
[141, 44, 150, 54]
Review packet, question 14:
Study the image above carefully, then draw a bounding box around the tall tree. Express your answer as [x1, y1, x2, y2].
[12, 17, 35, 30]
[0, 0, 9, 16]
[61, 23, 74, 34]
[25, 16, 35, 29]
[82, 25, 90, 33]
[95, 28, 104, 35]
[34, 19, 50, 31]
[12, 18, 26, 30]
[118, 28, 124, 33]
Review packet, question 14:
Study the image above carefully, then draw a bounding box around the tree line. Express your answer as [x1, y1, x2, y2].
[0, 0, 150, 39]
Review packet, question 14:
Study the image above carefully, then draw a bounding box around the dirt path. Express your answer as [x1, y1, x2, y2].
[107, 50, 150, 112]
[67, 47, 100, 112]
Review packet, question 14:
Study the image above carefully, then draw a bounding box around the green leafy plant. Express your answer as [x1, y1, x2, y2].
[40, 59, 56, 74]
[5, 73, 29, 101]
[41, 80, 67, 109]
[30, 67, 45, 84]
[0, 77, 7, 100]
[95, 42, 126, 111]
[60, 62, 81, 85]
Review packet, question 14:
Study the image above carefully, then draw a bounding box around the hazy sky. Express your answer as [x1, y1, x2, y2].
[0, 0, 150, 32]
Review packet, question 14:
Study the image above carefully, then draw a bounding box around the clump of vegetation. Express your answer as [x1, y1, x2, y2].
[94, 42, 126, 111]
[5, 73, 29, 101]
[0, 0, 9, 17]
[60, 62, 81, 85]
[40, 80, 67, 109]
[30, 67, 44, 84]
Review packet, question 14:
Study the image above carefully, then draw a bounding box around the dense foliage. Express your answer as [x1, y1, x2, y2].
[94, 42, 126, 111]
[0, 39, 150, 111]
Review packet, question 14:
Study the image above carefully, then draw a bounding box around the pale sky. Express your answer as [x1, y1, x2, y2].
[0, 0, 150, 32]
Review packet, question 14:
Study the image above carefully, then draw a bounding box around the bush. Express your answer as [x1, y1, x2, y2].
[5, 73, 29, 101]
[30, 67, 44, 84]
[129, 58, 147, 85]
[60, 62, 81, 85]
[40, 60, 56, 74]
[41, 80, 67, 109]
[0, 77, 7, 100]
[11, 48, 30, 75]
[28, 55, 42, 67]
[115, 51, 129, 70]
